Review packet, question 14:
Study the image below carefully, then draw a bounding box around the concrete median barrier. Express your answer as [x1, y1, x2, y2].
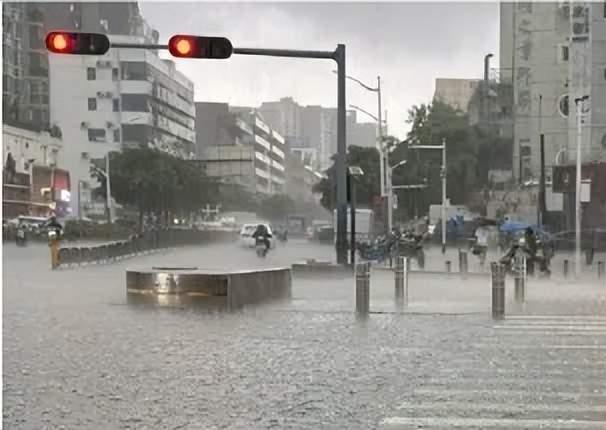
[291, 259, 352, 278]
[126, 266, 291, 309]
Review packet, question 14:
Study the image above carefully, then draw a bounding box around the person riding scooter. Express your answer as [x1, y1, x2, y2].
[16, 220, 27, 246]
[252, 224, 272, 252]
[44, 215, 63, 239]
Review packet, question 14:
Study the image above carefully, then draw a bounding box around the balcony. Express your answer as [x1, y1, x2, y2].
[121, 112, 153, 126]
[120, 80, 152, 94]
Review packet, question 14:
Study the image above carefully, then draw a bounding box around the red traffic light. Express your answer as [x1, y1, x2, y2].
[46, 31, 110, 55]
[168, 35, 232, 59]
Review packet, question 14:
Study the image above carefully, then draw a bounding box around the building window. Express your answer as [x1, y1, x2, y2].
[88, 98, 97, 111]
[559, 44, 569, 62]
[120, 61, 146, 80]
[121, 94, 149, 112]
[88, 129, 106, 142]
[113, 129, 121, 143]
[604, 67, 606, 80]
[113, 98, 120, 112]
[112, 68, 119, 81]
[87, 67, 96, 80]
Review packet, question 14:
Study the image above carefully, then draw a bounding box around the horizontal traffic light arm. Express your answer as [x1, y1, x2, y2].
[111, 42, 168, 50]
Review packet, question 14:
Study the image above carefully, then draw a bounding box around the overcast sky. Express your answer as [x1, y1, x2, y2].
[140, 1, 500, 138]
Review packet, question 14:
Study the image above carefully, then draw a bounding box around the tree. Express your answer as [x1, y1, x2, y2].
[97, 147, 217, 230]
[312, 145, 383, 211]
[402, 100, 512, 217]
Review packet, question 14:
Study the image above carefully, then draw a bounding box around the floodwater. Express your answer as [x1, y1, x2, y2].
[4, 240, 606, 429]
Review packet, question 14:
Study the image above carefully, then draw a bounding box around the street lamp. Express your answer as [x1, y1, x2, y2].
[334, 71, 385, 197]
[574, 95, 590, 278]
[348, 166, 364, 266]
[408, 138, 447, 254]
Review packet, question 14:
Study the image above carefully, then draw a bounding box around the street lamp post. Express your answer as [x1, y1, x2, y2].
[105, 152, 112, 224]
[348, 166, 364, 267]
[574, 95, 589, 278]
[336, 71, 385, 209]
[408, 139, 447, 254]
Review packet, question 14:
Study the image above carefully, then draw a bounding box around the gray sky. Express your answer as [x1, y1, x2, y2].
[140, 1, 499, 138]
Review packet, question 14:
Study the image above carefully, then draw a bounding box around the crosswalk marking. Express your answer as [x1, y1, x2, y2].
[380, 417, 606, 429]
[379, 315, 606, 429]
[411, 387, 606, 400]
[397, 400, 606, 413]
[472, 343, 606, 350]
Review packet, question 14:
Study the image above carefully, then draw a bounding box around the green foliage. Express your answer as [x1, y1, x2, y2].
[312, 145, 383, 211]
[313, 101, 512, 220]
[100, 147, 217, 226]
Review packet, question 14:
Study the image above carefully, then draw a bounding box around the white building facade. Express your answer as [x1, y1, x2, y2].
[202, 111, 286, 195]
[500, 2, 606, 181]
[48, 35, 195, 216]
[2, 124, 62, 173]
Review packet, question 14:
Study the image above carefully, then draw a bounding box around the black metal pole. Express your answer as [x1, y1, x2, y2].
[350, 176, 356, 267]
[335, 44, 348, 265]
[539, 133, 546, 226]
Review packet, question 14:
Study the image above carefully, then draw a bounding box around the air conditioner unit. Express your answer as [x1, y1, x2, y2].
[106, 121, 114, 128]
[96, 91, 105, 98]
[96, 60, 112, 68]
[80, 121, 89, 129]
[104, 91, 113, 98]
[81, 152, 90, 160]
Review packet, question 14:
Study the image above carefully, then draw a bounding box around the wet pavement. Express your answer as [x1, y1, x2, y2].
[4, 239, 606, 429]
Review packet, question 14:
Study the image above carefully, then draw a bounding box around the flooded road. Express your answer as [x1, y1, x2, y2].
[4, 240, 606, 429]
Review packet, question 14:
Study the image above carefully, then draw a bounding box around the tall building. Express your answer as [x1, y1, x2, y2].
[2, 2, 155, 132]
[258, 96, 304, 149]
[2, 3, 49, 129]
[49, 35, 195, 217]
[500, 2, 606, 182]
[433, 78, 481, 112]
[196, 103, 286, 195]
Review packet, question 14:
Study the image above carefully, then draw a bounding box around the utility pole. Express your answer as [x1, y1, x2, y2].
[441, 138, 447, 254]
[574, 95, 589, 278]
[105, 152, 112, 224]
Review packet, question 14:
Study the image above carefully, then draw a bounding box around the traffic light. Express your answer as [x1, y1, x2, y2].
[45, 31, 110, 55]
[168, 35, 232, 59]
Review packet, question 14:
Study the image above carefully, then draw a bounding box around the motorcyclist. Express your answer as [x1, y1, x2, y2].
[16, 219, 27, 245]
[252, 224, 272, 251]
[44, 215, 63, 239]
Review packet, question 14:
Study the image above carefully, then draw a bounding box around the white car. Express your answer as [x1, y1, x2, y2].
[239, 223, 275, 248]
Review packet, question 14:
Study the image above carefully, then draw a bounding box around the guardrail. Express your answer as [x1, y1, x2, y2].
[55, 229, 237, 269]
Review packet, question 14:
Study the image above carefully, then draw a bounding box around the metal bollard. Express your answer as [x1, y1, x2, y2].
[514, 253, 526, 303]
[395, 256, 409, 307]
[586, 248, 595, 266]
[563, 259, 569, 278]
[458, 249, 468, 276]
[445, 260, 452, 272]
[491, 262, 505, 319]
[598, 261, 605, 279]
[355, 262, 370, 316]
